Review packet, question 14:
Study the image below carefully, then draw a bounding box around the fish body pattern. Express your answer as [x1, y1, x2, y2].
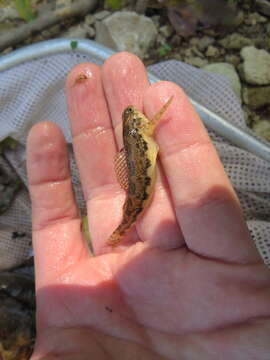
[107, 98, 173, 246]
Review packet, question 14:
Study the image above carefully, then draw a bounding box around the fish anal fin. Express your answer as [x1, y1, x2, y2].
[114, 148, 129, 191]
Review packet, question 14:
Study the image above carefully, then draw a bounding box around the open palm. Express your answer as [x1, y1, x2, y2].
[27, 53, 270, 360]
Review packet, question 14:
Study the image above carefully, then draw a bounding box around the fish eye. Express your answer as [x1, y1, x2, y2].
[123, 107, 134, 119]
[125, 107, 133, 113]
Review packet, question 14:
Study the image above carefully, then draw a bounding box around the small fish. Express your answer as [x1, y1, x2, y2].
[107, 96, 173, 246]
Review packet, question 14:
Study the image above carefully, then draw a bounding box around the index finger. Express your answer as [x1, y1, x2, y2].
[144, 81, 261, 264]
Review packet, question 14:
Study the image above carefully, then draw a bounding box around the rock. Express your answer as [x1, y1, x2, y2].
[156, 33, 166, 46]
[184, 48, 193, 58]
[36, 0, 53, 15]
[242, 104, 252, 126]
[0, 22, 15, 36]
[185, 57, 208, 68]
[173, 53, 183, 61]
[219, 48, 225, 56]
[237, 63, 245, 80]
[254, 37, 269, 49]
[203, 29, 217, 37]
[253, 119, 270, 141]
[243, 0, 251, 10]
[56, 0, 72, 8]
[42, 24, 61, 38]
[243, 85, 270, 108]
[203, 63, 241, 98]
[159, 24, 174, 38]
[48, 24, 61, 36]
[219, 33, 253, 50]
[94, 10, 111, 21]
[62, 24, 91, 39]
[225, 54, 241, 66]
[88, 26, 96, 39]
[254, 12, 268, 22]
[151, 15, 161, 27]
[183, 45, 203, 58]
[255, 0, 270, 16]
[85, 14, 95, 26]
[95, 11, 157, 58]
[42, 29, 51, 38]
[192, 46, 204, 58]
[240, 46, 270, 85]
[1, 47, 13, 55]
[243, 23, 263, 37]
[190, 37, 200, 46]
[0, 5, 19, 22]
[0, 294, 33, 359]
[205, 45, 219, 57]
[244, 12, 267, 25]
[197, 36, 215, 52]
[171, 34, 182, 46]
[234, 10, 245, 26]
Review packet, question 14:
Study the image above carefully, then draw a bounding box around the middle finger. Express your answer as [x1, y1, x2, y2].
[102, 52, 184, 249]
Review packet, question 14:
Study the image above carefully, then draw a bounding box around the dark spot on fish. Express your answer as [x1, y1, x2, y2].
[142, 192, 148, 200]
[123, 124, 130, 138]
[145, 176, 151, 186]
[105, 306, 112, 313]
[140, 165, 147, 176]
[143, 141, 148, 151]
[124, 209, 131, 217]
[128, 160, 136, 176]
[129, 182, 136, 195]
[124, 198, 134, 215]
[145, 158, 151, 168]
[134, 207, 142, 215]
[140, 148, 146, 156]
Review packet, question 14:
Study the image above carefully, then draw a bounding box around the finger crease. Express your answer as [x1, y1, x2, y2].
[29, 175, 71, 188]
[73, 124, 113, 142]
[87, 183, 124, 202]
[161, 139, 213, 159]
[33, 214, 80, 232]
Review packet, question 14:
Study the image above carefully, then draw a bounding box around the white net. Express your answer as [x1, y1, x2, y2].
[0, 51, 269, 270]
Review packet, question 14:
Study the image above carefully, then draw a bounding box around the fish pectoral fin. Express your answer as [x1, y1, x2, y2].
[151, 95, 174, 126]
[114, 148, 129, 191]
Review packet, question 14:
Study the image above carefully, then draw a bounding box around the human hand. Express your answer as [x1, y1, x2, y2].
[27, 52, 270, 360]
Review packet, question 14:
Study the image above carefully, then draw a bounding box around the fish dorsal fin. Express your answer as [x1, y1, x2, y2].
[114, 148, 129, 191]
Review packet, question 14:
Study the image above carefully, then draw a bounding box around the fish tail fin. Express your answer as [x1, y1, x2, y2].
[107, 229, 123, 247]
[107, 217, 135, 247]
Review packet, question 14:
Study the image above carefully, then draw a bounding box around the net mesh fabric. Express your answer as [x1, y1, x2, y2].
[0, 52, 269, 269]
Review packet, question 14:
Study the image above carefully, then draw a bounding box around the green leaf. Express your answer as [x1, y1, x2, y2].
[70, 40, 78, 50]
[105, 0, 122, 10]
[158, 43, 172, 57]
[14, 0, 35, 22]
